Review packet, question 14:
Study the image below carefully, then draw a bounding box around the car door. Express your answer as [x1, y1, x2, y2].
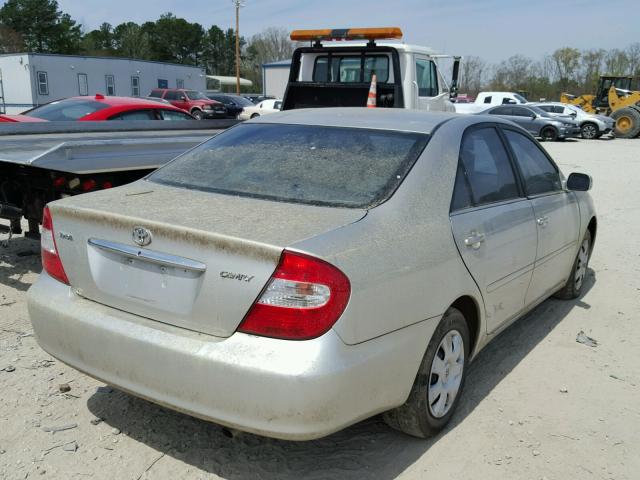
[501, 128, 580, 306]
[450, 125, 538, 333]
[511, 106, 538, 135]
[414, 56, 449, 111]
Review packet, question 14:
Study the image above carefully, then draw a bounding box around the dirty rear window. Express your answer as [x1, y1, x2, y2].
[149, 123, 429, 208]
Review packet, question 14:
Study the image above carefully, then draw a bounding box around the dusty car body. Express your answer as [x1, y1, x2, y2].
[27, 108, 596, 440]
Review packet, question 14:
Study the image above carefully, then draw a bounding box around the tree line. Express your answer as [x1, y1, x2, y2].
[1, 0, 638, 99]
[0, 0, 295, 91]
[459, 44, 640, 101]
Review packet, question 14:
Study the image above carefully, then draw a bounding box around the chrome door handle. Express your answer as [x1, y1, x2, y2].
[536, 216, 549, 226]
[464, 232, 485, 249]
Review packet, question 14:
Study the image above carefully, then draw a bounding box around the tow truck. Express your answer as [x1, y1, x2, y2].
[282, 27, 461, 112]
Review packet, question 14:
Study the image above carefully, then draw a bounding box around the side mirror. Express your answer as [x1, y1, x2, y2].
[567, 172, 592, 191]
[530, 113, 537, 119]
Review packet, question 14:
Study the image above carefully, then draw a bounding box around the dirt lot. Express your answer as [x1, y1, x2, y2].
[1, 137, 638, 480]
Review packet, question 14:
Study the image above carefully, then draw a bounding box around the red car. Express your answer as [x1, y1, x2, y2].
[0, 95, 196, 122]
[149, 88, 227, 120]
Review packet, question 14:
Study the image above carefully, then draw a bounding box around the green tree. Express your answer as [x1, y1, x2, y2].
[112, 22, 150, 59]
[0, 24, 24, 53]
[0, 0, 80, 53]
[144, 13, 204, 64]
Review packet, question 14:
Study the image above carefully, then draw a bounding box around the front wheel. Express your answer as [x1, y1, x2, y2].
[191, 109, 204, 120]
[383, 308, 470, 438]
[540, 127, 558, 142]
[554, 229, 592, 299]
[580, 122, 599, 139]
[250, 113, 260, 119]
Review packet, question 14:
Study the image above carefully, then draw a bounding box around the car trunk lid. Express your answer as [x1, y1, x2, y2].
[49, 181, 366, 337]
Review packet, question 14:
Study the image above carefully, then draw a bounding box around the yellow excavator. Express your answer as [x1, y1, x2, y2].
[561, 76, 640, 138]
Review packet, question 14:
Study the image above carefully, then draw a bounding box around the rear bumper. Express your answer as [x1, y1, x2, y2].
[27, 272, 436, 440]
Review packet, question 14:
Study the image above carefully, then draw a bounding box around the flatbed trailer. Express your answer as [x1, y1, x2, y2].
[0, 120, 237, 238]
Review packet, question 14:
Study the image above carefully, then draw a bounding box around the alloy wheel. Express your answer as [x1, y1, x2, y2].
[575, 237, 590, 290]
[581, 124, 597, 139]
[428, 330, 465, 418]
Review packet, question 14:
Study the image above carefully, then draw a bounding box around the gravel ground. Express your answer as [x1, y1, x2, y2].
[0, 137, 638, 479]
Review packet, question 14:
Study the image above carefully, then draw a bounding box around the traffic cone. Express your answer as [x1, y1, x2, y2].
[367, 74, 377, 108]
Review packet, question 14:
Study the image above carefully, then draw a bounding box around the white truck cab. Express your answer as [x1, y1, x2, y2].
[282, 27, 460, 113]
[454, 91, 529, 114]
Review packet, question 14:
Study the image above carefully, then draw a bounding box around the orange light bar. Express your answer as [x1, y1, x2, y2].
[290, 27, 403, 42]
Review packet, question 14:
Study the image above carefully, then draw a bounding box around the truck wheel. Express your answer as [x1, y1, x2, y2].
[554, 229, 591, 300]
[611, 107, 640, 138]
[250, 113, 260, 119]
[383, 308, 470, 438]
[580, 122, 599, 139]
[191, 109, 204, 120]
[540, 127, 558, 142]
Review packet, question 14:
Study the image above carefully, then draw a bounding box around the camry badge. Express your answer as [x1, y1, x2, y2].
[132, 226, 152, 247]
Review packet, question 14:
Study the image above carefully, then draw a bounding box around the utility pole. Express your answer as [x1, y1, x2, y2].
[233, 0, 245, 95]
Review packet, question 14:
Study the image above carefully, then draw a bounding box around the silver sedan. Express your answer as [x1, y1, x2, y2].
[28, 108, 596, 440]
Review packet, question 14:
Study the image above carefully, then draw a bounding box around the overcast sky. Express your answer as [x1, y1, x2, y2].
[37, 0, 640, 62]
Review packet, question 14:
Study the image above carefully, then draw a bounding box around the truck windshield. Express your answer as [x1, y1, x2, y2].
[313, 55, 390, 83]
[24, 99, 109, 121]
[185, 91, 209, 100]
[150, 123, 429, 208]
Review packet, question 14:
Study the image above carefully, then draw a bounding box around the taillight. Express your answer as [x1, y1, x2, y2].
[41, 206, 69, 285]
[238, 251, 350, 340]
[81, 179, 97, 192]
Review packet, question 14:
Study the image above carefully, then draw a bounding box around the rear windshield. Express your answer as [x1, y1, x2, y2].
[24, 99, 109, 121]
[150, 123, 429, 208]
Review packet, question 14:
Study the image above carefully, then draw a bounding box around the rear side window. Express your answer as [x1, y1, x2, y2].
[150, 124, 429, 209]
[109, 110, 156, 120]
[160, 110, 193, 120]
[503, 130, 562, 195]
[165, 91, 179, 100]
[512, 107, 533, 117]
[490, 106, 511, 115]
[483, 96, 492, 103]
[149, 90, 163, 98]
[450, 163, 473, 212]
[458, 127, 519, 206]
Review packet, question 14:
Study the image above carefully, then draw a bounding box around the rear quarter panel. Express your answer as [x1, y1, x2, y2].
[292, 116, 486, 347]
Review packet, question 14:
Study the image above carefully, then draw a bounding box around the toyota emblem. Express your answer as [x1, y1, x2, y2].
[132, 226, 152, 247]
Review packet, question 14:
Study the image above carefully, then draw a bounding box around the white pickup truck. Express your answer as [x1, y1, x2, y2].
[454, 91, 529, 114]
[282, 27, 461, 112]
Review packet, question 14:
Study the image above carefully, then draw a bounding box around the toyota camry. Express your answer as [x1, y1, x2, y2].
[27, 108, 596, 440]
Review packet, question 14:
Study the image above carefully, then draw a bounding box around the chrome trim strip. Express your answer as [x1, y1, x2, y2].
[88, 238, 207, 273]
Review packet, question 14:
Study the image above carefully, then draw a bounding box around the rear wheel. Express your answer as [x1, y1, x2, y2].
[611, 107, 640, 138]
[580, 122, 599, 139]
[554, 229, 592, 299]
[383, 308, 470, 438]
[540, 127, 558, 142]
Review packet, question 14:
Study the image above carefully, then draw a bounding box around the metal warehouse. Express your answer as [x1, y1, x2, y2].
[0, 53, 206, 114]
[262, 59, 291, 99]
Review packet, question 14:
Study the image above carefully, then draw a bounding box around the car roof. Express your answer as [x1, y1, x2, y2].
[69, 95, 179, 108]
[248, 108, 458, 134]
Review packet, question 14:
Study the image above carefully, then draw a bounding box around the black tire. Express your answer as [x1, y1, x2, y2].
[540, 126, 558, 142]
[554, 229, 592, 300]
[383, 308, 470, 438]
[611, 107, 640, 138]
[580, 122, 599, 140]
[191, 109, 204, 120]
[250, 113, 260, 119]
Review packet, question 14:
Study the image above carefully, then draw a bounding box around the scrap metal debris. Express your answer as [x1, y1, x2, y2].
[576, 330, 598, 347]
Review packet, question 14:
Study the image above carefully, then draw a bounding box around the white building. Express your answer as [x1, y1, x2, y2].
[262, 59, 291, 99]
[0, 53, 206, 114]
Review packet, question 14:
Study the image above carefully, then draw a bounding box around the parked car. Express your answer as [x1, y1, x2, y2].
[478, 104, 581, 141]
[206, 93, 255, 118]
[242, 94, 275, 104]
[28, 109, 596, 440]
[238, 99, 282, 120]
[0, 95, 196, 122]
[455, 91, 529, 114]
[530, 102, 614, 139]
[149, 88, 226, 120]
